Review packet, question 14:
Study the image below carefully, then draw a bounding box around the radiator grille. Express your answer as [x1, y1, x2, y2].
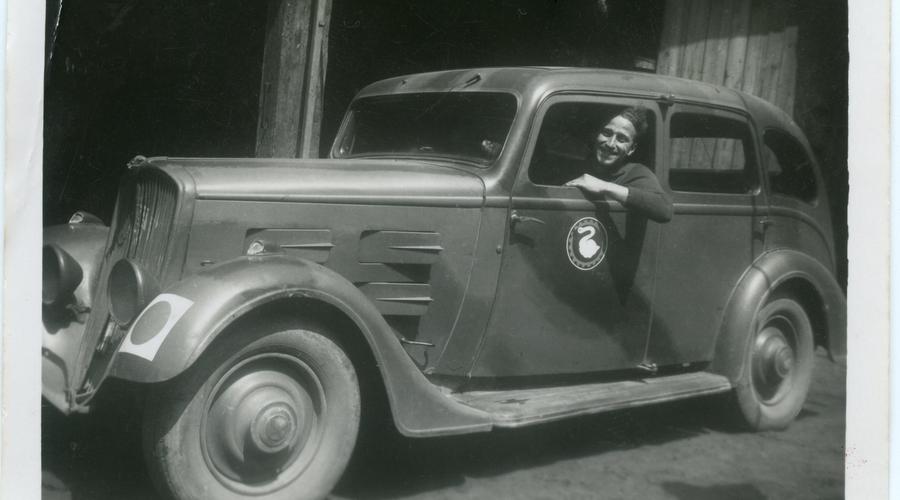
[73, 169, 181, 400]
[118, 171, 179, 277]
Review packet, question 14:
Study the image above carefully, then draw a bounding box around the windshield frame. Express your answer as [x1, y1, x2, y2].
[330, 90, 521, 168]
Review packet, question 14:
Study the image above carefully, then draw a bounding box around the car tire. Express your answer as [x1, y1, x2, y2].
[143, 322, 360, 500]
[732, 296, 815, 430]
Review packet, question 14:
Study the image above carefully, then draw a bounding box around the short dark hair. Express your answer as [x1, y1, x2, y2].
[618, 106, 650, 140]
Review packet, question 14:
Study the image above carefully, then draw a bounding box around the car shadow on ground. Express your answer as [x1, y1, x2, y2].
[42, 390, 735, 500]
[333, 395, 736, 499]
[42, 401, 156, 500]
[658, 481, 767, 500]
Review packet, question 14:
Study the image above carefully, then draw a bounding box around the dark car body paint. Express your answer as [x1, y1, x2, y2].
[111, 254, 492, 436]
[711, 249, 847, 380]
[181, 196, 487, 372]
[170, 157, 486, 207]
[42, 68, 845, 437]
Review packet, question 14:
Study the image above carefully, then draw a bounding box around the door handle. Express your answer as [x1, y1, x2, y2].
[754, 217, 775, 243]
[510, 210, 545, 226]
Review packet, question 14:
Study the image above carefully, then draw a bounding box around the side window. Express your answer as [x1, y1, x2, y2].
[668, 113, 757, 194]
[763, 129, 817, 202]
[528, 102, 655, 186]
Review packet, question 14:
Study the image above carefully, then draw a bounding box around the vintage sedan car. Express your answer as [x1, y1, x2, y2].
[42, 67, 846, 499]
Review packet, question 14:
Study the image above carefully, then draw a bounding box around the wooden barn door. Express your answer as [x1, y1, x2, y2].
[656, 0, 798, 117]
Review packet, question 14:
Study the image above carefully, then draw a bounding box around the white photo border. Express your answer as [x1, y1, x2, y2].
[1, 0, 891, 498]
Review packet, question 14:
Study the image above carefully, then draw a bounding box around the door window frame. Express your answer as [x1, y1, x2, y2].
[514, 93, 664, 208]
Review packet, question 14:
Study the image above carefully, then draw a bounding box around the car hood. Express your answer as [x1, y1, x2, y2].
[149, 157, 486, 208]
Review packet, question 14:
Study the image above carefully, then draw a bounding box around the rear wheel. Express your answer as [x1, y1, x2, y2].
[143, 324, 360, 500]
[733, 296, 814, 430]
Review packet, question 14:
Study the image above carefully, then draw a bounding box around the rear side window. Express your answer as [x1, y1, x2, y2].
[668, 113, 757, 194]
[763, 129, 817, 202]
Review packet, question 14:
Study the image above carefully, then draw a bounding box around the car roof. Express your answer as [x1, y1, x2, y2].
[358, 67, 743, 108]
[355, 67, 798, 132]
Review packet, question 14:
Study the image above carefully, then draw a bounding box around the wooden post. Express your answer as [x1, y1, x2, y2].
[256, 0, 333, 158]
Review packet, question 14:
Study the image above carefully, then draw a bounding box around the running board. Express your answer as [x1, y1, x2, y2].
[453, 372, 732, 428]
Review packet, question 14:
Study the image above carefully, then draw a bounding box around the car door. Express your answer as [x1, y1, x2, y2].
[471, 96, 663, 378]
[646, 103, 766, 367]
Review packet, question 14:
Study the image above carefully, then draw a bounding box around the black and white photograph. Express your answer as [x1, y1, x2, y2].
[5, 0, 884, 498]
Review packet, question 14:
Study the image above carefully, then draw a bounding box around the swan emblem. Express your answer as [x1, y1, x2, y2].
[576, 226, 600, 259]
[565, 217, 608, 270]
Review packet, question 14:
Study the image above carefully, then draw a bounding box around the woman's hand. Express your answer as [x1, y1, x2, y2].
[564, 174, 629, 203]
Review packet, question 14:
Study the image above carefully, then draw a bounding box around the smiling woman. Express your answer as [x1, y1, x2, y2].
[530, 102, 672, 222]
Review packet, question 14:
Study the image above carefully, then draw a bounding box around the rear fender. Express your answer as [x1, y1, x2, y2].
[42, 223, 110, 413]
[110, 254, 491, 436]
[712, 249, 847, 382]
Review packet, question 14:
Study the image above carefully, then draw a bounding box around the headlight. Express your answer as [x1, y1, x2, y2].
[43, 244, 84, 306]
[108, 259, 159, 326]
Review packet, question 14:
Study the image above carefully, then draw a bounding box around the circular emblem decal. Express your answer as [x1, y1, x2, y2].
[566, 217, 608, 271]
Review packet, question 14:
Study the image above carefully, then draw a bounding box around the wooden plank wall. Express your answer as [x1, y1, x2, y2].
[256, 0, 333, 159]
[657, 0, 797, 171]
[657, 0, 797, 114]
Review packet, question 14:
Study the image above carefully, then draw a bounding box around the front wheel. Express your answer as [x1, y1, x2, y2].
[143, 324, 360, 500]
[732, 296, 815, 430]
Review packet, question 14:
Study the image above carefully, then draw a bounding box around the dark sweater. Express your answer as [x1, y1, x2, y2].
[597, 162, 673, 223]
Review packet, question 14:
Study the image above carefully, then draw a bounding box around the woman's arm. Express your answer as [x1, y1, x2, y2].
[565, 168, 673, 223]
[621, 184, 673, 222]
[564, 174, 629, 202]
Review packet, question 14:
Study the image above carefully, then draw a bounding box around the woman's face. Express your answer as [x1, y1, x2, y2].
[594, 115, 637, 168]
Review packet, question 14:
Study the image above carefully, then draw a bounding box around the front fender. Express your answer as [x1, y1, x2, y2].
[42, 223, 110, 413]
[711, 249, 847, 382]
[110, 254, 491, 436]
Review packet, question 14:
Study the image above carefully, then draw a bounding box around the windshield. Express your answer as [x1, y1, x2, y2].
[333, 92, 518, 166]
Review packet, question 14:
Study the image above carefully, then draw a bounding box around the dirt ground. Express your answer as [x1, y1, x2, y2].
[42, 351, 845, 500]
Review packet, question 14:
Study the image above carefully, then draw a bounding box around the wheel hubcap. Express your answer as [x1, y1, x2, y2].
[752, 318, 797, 402]
[251, 402, 298, 453]
[202, 353, 324, 493]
